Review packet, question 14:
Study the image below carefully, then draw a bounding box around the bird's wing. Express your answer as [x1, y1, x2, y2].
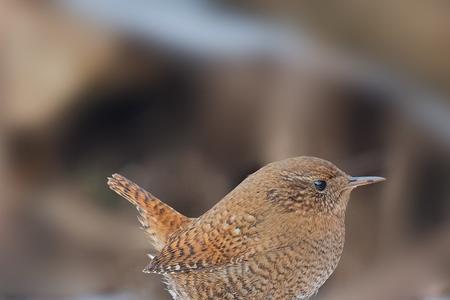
[107, 174, 192, 252]
[144, 211, 259, 274]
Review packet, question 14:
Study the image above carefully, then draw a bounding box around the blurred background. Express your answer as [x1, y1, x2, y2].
[1, 1, 450, 299]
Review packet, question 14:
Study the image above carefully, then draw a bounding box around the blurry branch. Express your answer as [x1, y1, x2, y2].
[10, 0, 445, 152]
[378, 119, 418, 255]
[60, 0, 307, 60]
[259, 67, 313, 161]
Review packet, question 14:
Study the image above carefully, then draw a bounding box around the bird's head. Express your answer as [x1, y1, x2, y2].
[258, 156, 385, 217]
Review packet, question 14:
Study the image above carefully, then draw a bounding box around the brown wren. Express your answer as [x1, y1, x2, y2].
[107, 156, 385, 300]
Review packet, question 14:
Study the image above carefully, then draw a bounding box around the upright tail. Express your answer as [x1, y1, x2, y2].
[107, 174, 191, 252]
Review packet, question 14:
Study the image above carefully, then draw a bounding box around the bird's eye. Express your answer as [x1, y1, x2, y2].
[314, 180, 327, 191]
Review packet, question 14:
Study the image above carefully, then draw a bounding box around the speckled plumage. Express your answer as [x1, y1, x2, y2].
[107, 156, 384, 300]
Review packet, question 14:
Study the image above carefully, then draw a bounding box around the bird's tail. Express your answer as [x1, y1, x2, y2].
[107, 174, 191, 252]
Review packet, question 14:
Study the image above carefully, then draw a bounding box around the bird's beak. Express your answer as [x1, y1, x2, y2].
[348, 176, 385, 188]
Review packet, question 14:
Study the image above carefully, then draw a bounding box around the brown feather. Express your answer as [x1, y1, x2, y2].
[107, 173, 192, 252]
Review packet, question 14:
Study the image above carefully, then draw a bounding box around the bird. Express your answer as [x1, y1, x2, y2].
[107, 156, 385, 300]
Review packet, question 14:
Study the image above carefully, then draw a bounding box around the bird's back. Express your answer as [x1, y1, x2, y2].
[164, 215, 345, 300]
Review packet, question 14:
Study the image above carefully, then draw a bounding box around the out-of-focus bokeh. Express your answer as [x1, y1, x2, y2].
[1, 1, 450, 299]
